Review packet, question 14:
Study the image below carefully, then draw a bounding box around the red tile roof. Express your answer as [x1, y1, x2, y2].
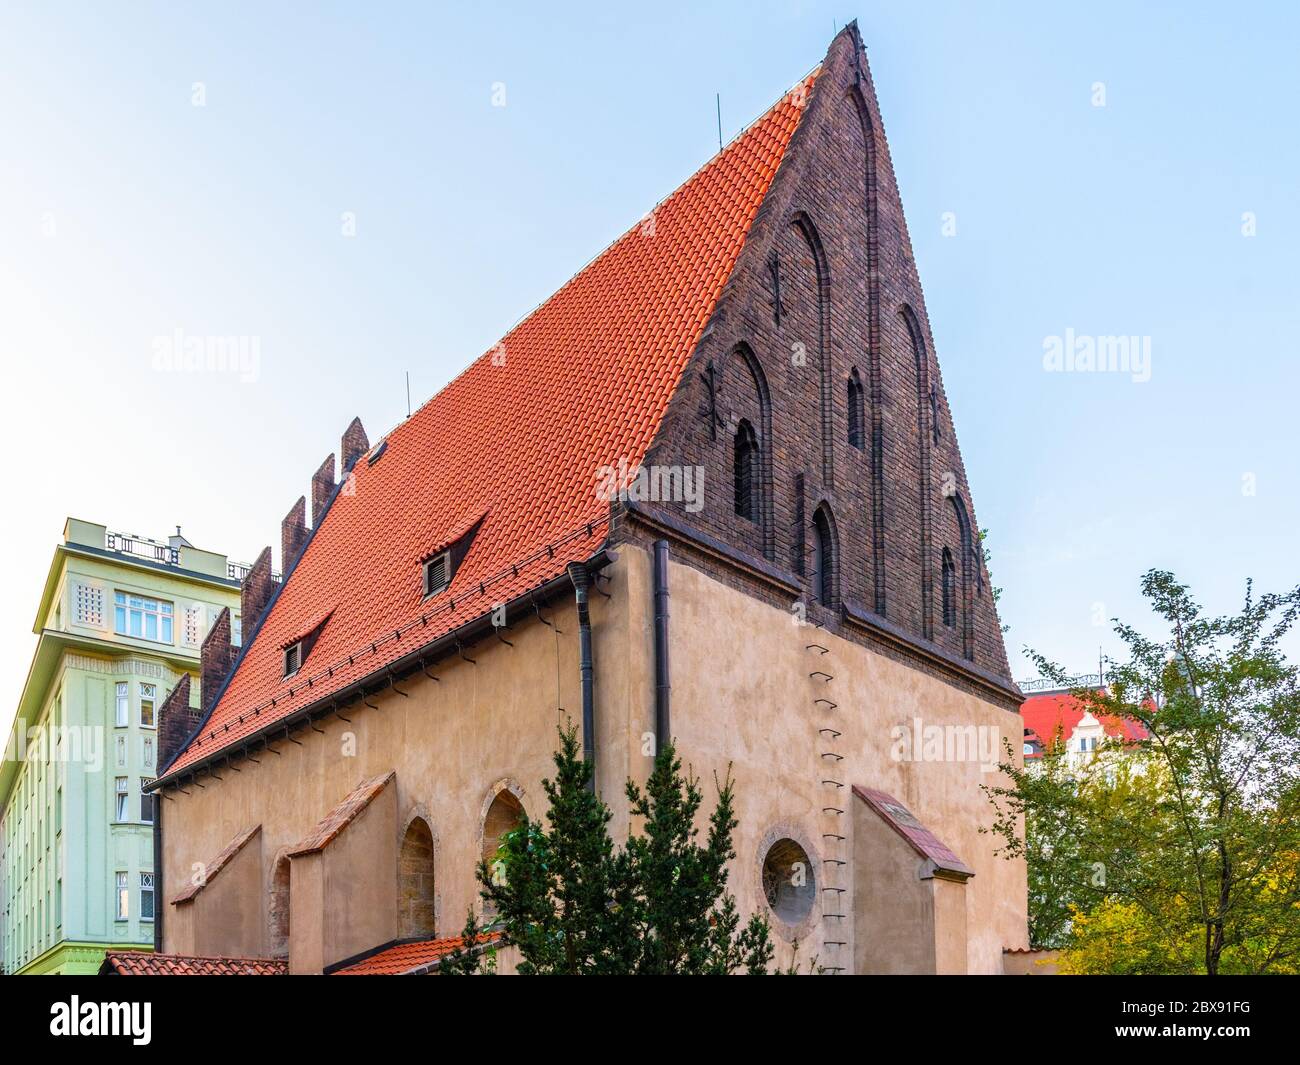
[852, 786, 974, 879]
[287, 771, 395, 857]
[166, 72, 819, 778]
[171, 824, 260, 904]
[1020, 690, 1149, 755]
[101, 950, 287, 976]
[331, 933, 501, 975]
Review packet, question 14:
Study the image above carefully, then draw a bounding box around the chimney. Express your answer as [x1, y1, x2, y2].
[311, 454, 336, 529]
[282, 496, 309, 574]
[157, 673, 199, 769]
[341, 416, 369, 473]
[199, 608, 234, 715]
[241, 546, 275, 638]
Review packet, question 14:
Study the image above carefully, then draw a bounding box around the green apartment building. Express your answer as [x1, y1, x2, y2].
[0, 519, 246, 974]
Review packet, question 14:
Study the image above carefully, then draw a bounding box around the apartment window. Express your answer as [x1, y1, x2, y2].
[115, 682, 129, 727]
[423, 552, 451, 597]
[114, 777, 129, 821]
[115, 872, 129, 920]
[283, 642, 302, 677]
[140, 778, 155, 823]
[143, 737, 154, 768]
[140, 873, 155, 922]
[139, 683, 156, 728]
[114, 592, 174, 643]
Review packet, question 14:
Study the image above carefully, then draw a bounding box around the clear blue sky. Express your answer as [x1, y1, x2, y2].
[1, 0, 1297, 723]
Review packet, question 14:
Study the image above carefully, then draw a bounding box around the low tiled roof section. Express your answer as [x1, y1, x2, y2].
[332, 932, 501, 975]
[287, 771, 394, 857]
[167, 72, 818, 776]
[852, 786, 974, 879]
[1020, 691, 1150, 751]
[102, 950, 287, 976]
[172, 824, 260, 904]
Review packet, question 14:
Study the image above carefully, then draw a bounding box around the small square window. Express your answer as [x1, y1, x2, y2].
[284, 643, 302, 677]
[423, 552, 450, 597]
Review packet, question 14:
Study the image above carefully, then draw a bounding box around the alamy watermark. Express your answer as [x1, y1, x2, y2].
[4, 719, 104, 772]
[595, 458, 705, 513]
[152, 329, 261, 383]
[890, 717, 1000, 772]
[1042, 327, 1151, 383]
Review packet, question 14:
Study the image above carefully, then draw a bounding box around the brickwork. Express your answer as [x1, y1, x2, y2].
[640, 25, 1011, 681]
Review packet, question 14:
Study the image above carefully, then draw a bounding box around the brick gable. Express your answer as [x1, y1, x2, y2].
[641, 24, 1012, 684]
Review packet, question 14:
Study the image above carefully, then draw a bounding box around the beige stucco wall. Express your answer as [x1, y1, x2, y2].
[161, 576, 638, 968]
[657, 548, 1028, 974]
[171, 829, 265, 958]
[160, 543, 1026, 972]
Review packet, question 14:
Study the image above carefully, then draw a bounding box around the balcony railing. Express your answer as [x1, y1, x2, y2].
[106, 532, 179, 566]
[228, 560, 282, 584]
[1018, 672, 1104, 694]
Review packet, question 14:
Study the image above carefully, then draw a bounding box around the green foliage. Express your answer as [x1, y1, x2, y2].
[985, 569, 1300, 974]
[978, 526, 1009, 635]
[448, 724, 786, 974]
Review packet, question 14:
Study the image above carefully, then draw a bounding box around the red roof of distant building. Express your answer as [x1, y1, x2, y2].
[100, 950, 287, 976]
[1019, 690, 1149, 755]
[331, 933, 501, 975]
[166, 72, 818, 777]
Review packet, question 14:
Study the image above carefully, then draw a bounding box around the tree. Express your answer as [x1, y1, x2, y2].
[442, 724, 779, 974]
[985, 570, 1300, 974]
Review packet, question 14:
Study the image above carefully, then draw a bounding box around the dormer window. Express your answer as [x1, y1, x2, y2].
[283, 642, 303, 677]
[419, 514, 484, 601]
[423, 551, 451, 597]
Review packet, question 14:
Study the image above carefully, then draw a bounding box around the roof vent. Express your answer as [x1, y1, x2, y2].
[367, 439, 388, 466]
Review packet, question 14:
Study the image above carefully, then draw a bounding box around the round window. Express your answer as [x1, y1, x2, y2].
[761, 837, 816, 925]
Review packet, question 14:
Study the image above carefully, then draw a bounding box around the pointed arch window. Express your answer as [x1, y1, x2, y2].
[811, 505, 835, 608]
[734, 419, 759, 522]
[847, 370, 865, 450]
[941, 548, 956, 628]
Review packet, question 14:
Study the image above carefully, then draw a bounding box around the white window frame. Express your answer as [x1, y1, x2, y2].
[140, 777, 155, 824]
[115, 871, 129, 920]
[114, 776, 129, 821]
[115, 682, 129, 727]
[283, 642, 302, 678]
[113, 591, 174, 644]
[140, 872, 155, 922]
[139, 682, 157, 729]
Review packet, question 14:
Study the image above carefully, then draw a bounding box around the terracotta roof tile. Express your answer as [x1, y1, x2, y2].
[166, 72, 818, 776]
[171, 824, 260, 904]
[101, 951, 287, 976]
[853, 786, 974, 880]
[1020, 691, 1150, 755]
[331, 933, 501, 975]
[287, 771, 394, 857]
